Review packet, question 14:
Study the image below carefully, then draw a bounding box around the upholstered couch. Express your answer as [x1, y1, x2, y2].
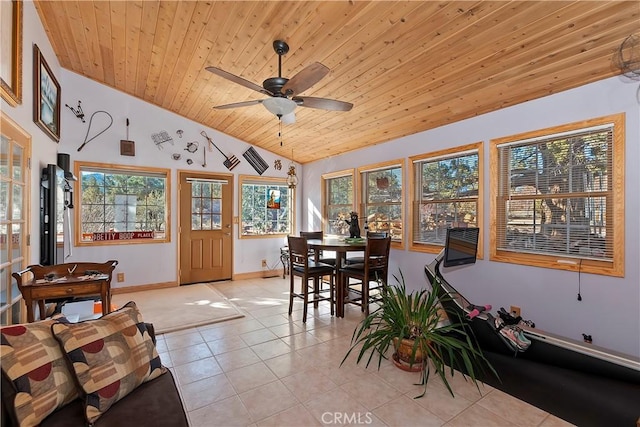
[1, 303, 188, 427]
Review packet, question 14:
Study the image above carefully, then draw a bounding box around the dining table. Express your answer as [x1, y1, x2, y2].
[306, 238, 367, 317]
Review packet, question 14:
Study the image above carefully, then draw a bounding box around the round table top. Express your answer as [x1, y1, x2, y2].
[306, 238, 367, 251]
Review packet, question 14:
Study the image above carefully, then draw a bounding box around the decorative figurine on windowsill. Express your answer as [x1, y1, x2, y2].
[345, 211, 361, 238]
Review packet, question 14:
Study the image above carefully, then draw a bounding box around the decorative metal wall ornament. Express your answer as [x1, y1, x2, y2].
[65, 100, 85, 122]
[200, 130, 240, 170]
[274, 160, 282, 170]
[286, 159, 298, 189]
[202, 142, 207, 167]
[120, 118, 135, 156]
[243, 147, 269, 175]
[77, 110, 113, 152]
[176, 129, 184, 138]
[151, 130, 173, 150]
[184, 141, 199, 153]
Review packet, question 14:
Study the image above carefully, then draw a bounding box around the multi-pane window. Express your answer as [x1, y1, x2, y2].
[491, 113, 624, 277]
[240, 176, 291, 237]
[410, 143, 481, 253]
[76, 163, 170, 244]
[323, 171, 354, 236]
[359, 161, 403, 242]
[190, 181, 222, 230]
[1, 118, 29, 325]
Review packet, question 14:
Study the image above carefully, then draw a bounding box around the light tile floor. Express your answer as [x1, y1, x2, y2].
[154, 277, 574, 427]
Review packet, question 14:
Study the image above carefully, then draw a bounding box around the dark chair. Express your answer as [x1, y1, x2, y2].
[339, 236, 391, 316]
[288, 236, 335, 322]
[345, 231, 389, 265]
[300, 231, 336, 265]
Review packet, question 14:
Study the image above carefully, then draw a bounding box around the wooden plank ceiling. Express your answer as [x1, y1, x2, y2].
[35, 1, 639, 164]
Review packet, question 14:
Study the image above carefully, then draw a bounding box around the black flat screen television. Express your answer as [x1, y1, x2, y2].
[443, 227, 479, 267]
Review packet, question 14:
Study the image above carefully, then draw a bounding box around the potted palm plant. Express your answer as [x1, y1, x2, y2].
[341, 271, 495, 398]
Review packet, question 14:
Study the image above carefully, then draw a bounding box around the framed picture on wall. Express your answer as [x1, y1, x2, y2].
[33, 44, 61, 142]
[0, 0, 23, 106]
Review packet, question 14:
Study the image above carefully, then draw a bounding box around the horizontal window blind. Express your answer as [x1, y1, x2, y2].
[325, 175, 353, 236]
[496, 125, 614, 261]
[412, 151, 479, 245]
[361, 166, 403, 240]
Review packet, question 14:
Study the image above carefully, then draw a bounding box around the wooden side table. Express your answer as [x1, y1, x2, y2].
[12, 260, 118, 322]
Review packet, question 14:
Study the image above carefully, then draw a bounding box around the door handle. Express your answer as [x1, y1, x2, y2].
[224, 232, 231, 236]
[225, 224, 231, 228]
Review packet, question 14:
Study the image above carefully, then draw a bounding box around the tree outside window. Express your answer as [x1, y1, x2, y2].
[323, 171, 354, 236]
[76, 163, 170, 245]
[240, 176, 290, 237]
[410, 143, 481, 253]
[490, 114, 624, 277]
[358, 161, 404, 242]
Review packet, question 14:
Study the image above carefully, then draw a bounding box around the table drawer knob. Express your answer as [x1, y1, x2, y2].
[66, 288, 73, 294]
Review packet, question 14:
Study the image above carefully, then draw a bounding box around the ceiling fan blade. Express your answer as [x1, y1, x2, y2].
[206, 66, 273, 96]
[294, 96, 353, 112]
[213, 99, 263, 110]
[282, 62, 329, 96]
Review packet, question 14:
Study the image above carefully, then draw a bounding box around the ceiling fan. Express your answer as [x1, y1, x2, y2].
[206, 40, 353, 123]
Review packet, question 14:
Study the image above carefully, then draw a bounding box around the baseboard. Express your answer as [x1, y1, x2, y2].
[233, 269, 284, 281]
[111, 281, 178, 294]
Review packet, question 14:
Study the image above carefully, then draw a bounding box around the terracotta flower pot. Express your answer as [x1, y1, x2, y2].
[392, 337, 425, 372]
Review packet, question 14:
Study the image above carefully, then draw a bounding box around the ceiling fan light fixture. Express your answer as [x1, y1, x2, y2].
[262, 97, 296, 116]
[281, 112, 296, 124]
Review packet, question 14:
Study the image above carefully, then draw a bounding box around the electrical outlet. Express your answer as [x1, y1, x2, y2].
[510, 305, 521, 317]
[261, 259, 267, 268]
[117, 272, 125, 282]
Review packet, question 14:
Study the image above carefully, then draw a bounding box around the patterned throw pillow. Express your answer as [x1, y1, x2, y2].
[0, 316, 78, 427]
[51, 301, 165, 424]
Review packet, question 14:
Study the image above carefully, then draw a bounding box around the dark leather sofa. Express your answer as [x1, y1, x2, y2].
[1, 324, 188, 427]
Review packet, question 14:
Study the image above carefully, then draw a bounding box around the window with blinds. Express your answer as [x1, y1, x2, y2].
[323, 171, 354, 236]
[358, 161, 404, 242]
[490, 113, 625, 277]
[409, 143, 481, 253]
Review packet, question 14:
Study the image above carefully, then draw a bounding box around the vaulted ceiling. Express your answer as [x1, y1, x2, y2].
[34, 1, 638, 164]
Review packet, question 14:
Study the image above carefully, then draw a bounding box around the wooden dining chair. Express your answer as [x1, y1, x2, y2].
[339, 236, 391, 316]
[288, 236, 336, 322]
[300, 231, 336, 265]
[345, 231, 389, 265]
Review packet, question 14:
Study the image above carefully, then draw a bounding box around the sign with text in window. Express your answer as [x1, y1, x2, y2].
[87, 231, 154, 241]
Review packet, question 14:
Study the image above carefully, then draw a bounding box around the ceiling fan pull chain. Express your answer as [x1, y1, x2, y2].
[279, 116, 283, 146]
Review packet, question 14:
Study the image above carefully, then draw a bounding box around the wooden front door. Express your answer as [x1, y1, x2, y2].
[179, 172, 233, 284]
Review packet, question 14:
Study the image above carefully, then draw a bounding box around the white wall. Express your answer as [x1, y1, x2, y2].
[1, 0, 61, 266]
[2, 1, 295, 289]
[57, 71, 295, 287]
[302, 77, 640, 357]
[5, 1, 638, 356]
